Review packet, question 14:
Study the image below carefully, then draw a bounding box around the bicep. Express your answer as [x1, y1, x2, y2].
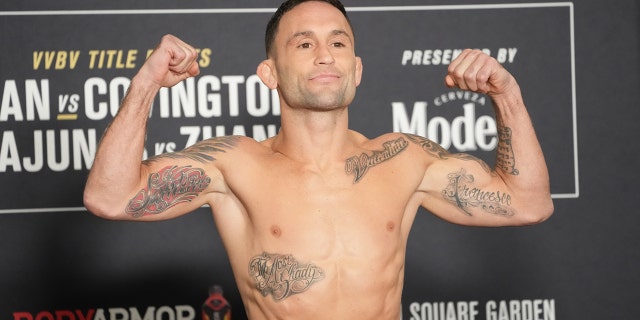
[128, 138, 236, 220]
[418, 152, 521, 226]
[128, 159, 221, 220]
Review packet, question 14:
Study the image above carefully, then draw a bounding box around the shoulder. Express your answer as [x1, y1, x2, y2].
[366, 132, 449, 160]
[187, 135, 266, 158]
[144, 135, 268, 169]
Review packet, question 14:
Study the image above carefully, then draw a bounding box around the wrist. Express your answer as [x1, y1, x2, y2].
[127, 73, 162, 104]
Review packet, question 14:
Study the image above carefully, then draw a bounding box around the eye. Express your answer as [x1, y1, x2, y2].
[332, 42, 346, 48]
[298, 42, 312, 49]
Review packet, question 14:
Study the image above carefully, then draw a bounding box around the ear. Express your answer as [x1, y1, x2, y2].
[257, 59, 277, 89]
[355, 56, 363, 87]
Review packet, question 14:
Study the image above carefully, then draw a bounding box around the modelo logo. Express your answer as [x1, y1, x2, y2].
[12, 305, 195, 320]
[392, 90, 495, 152]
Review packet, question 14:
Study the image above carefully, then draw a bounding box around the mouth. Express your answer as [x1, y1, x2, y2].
[309, 73, 340, 83]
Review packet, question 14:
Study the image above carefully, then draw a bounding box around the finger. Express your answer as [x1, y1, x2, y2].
[187, 60, 201, 77]
[462, 50, 489, 91]
[475, 59, 495, 93]
[447, 48, 472, 74]
[448, 49, 481, 90]
[444, 74, 456, 88]
[169, 45, 198, 74]
[445, 50, 468, 88]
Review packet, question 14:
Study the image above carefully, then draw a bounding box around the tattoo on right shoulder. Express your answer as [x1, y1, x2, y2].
[249, 252, 325, 301]
[145, 136, 240, 164]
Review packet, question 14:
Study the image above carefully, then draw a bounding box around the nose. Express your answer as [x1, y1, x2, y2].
[315, 45, 335, 65]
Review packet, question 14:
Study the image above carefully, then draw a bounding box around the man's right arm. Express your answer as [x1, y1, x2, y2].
[84, 35, 206, 220]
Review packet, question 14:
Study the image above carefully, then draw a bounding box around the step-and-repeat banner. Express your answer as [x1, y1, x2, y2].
[3, 1, 624, 319]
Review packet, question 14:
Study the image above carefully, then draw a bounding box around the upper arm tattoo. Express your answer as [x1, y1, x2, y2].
[442, 168, 515, 217]
[345, 137, 408, 183]
[249, 252, 325, 301]
[127, 136, 239, 217]
[403, 134, 514, 217]
[126, 165, 210, 218]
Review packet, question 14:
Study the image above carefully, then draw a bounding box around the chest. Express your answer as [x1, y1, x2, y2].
[225, 158, 419, 254]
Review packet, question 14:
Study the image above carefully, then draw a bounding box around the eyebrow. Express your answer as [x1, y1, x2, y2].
[287, 29, 352, 44]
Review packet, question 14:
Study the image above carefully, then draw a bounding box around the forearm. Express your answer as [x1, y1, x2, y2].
[84, 77, 160, 218]
[491, 84, 553, 220]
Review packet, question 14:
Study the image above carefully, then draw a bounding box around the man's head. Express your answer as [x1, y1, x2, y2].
[265, 0, 352, 58]
[257, 0, 362, 111]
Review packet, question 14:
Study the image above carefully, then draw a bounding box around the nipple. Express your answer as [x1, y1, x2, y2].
[270, 225, 282, 238]
[386, 221, 395, 232]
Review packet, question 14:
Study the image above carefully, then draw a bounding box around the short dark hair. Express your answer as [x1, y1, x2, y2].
[265, 0, 351, 57]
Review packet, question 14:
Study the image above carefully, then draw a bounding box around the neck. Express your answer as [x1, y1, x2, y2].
[272, 105, 354, 166]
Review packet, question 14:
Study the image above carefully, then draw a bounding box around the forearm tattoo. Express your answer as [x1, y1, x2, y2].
[495, 126, 519, 175]
[442, 168, 515, 217]
[345, 137, 408, 183]
[249, 252, 325, 301]
[404, 133, 491, 173]
[126, 165, 211, 217]
[144, 136, 240, 164]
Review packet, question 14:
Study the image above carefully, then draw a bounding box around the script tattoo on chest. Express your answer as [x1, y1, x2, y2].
[126, 165, 210, 217]
[249, 252, 325, 301]
[345, 137, 408, 183]
[442, 168, 515, 217]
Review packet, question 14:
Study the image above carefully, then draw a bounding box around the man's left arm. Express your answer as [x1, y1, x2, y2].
[419, 49, 553, 226]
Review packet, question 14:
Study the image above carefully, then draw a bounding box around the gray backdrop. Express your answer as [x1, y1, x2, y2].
[0, 0, 638, 319]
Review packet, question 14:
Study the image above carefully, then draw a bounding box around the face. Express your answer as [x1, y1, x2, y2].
[259, 1, 363, 111]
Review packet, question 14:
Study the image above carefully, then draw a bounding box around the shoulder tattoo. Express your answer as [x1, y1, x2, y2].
[249, 252, 325, 301]
[144, 136, 240, 164]
[404, 133, 491, 173]
[403, 133, 449, 159]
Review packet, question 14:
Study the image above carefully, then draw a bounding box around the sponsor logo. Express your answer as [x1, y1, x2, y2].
[407, 299, 555, 320]
[12, 305, 196, 320]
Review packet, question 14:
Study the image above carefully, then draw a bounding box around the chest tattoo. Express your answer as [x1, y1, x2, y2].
[345, 137, 408, 183]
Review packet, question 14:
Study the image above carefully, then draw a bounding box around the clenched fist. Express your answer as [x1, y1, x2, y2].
[445, 49, 516, 98]
[136, 34, 201, 89]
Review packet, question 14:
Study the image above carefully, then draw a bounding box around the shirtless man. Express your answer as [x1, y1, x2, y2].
[84, 0, 554, 319]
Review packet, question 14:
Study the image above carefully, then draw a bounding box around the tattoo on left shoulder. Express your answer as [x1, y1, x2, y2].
[249, 252, 325, 301]
[403, 134, 449, 159]
[442, 168, 515, 217]
[496, 126, 519, 175]
[345, 137, 408, 183]
[126, 165, 211, 218]
[404, 134, 491, 173]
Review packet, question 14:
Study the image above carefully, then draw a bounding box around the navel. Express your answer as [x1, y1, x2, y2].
[270, 225, 282, 238]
